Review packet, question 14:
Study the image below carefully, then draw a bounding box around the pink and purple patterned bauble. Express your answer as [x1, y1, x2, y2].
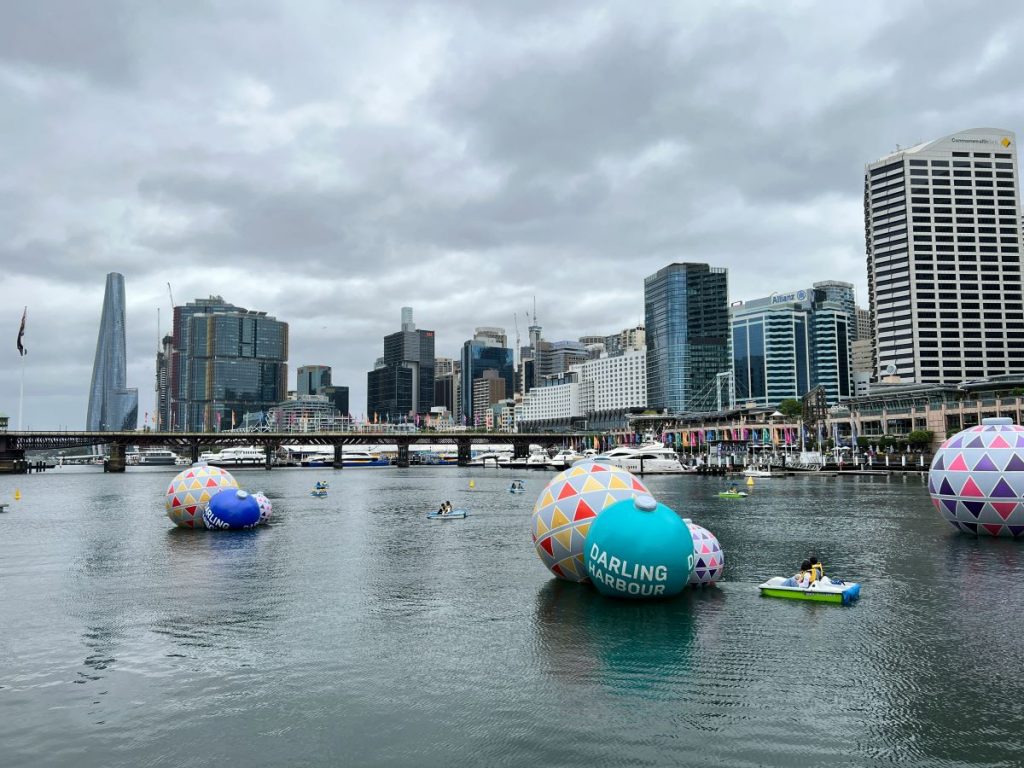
[684, 519, 724, 585]
[165, 464, 239, 528]
[252, 492, 273, 524]
[929, 417, 1024, 537]
[531, 460, 650, 582]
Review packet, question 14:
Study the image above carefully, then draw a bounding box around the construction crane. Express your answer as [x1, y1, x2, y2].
[167, 282, 175, 309]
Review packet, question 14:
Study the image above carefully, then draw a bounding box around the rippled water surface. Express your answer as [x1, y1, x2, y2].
[2, 467, 1024, 767]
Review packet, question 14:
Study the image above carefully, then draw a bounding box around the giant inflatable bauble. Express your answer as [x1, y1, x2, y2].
[252, 492, 273, 524]
[584, 494, 694, 599]
[929, 417, 1024, 537]
[532, 460, 650, 582]
[202, 489, 262, 530]
[684, 519, 724, 585]
[165, 464, 239, 528]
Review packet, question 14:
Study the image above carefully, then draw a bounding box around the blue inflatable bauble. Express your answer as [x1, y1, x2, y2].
[252, 492, 273, 524]
[202, 489, 262, 530]
[583, 494, 694, 599]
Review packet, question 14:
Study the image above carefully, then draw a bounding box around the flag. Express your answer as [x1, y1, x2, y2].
[16, 306, 26, 356]
[231, 411, 236, 428]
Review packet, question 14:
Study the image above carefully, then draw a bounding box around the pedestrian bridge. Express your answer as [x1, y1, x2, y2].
[0, 430, 578, 473]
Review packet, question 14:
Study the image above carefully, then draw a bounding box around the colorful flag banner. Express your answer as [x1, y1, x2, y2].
[16, 306, 26, 356]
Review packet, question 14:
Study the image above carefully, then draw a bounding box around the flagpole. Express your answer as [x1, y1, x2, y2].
[18, 352, 24, 430]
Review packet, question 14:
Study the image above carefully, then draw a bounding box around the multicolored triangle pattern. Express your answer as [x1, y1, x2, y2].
[929, 422, 1024, 536]
[531, 460, 649, 582]
[685, 519, 723, 586]
[165, 464, 239, 527]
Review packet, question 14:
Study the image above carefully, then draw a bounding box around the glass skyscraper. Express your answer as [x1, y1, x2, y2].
[87, 272, 138, 431]
[644, 263, 729, 413]
[460, 329, 514, 424]
[731, 282, 854, 407]
[169, 296, 288, 431]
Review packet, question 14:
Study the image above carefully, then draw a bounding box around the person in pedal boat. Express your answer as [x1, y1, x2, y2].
[782, 559, 813, 588]
[808, 556, 825, 583]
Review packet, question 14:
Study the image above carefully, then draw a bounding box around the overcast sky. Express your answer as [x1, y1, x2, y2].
[3, 0, 1024, 429]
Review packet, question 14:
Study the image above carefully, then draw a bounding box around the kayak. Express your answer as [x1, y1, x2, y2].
[758, 576, 861, 605]
[718, 491, 747, 498]
[427, 510, 468, 519]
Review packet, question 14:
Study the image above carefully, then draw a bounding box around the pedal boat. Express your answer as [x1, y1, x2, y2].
[758, 577, 861, 604]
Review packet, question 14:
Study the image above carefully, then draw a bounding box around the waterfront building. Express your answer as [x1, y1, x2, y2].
[169, 296, 288, 431]
[865, 127, 1023, 384]
[644, 263, 730, 413]
[366, 307, 435, 423]
[516, 348, 647, 430]
[267, 394, 350, 432]
[489, 398, 517, 433]
[731, 282, 854, 407]
[516, 374, 580, 429]
[87, 272, 138, 431]
[297, 365, 332, 396]
[155, 333, 172, 431]
[460, 328, 514, 424]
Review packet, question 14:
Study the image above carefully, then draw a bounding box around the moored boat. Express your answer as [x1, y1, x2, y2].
[718, 491, 748, 499]
[137, 449, 181, 466]
[758, 577, 861, 604]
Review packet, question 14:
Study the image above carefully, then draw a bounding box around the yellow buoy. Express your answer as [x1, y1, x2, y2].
[469, 479, 475, 489]
[746, 476, 754, 486]
[14, 489, 22, 500]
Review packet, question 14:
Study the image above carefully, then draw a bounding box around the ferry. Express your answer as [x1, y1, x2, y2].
[137, 449, 181, 466]
[204, 446, 268, 468]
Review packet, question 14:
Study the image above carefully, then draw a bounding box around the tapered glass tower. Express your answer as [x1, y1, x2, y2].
[87, 272, 138, 431]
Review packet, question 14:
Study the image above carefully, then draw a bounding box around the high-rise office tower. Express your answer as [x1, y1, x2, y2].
[169, 296, 288, 431]
[865, 128, 1023, 383]
[155, 333, 172, 431]
[644, 263, 730, 413]
[731, 283, 853, 407]
[366, 308, 435, 422]
[855, 307, 871, 343]
[87, 272, 138, 431]
[297, 365, 332, 395]
[460, 328, 514, 423]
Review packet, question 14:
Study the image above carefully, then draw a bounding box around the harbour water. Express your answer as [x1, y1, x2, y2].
[2, 467, 1023, 767]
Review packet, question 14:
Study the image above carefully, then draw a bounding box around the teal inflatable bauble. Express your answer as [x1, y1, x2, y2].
[583, 494, 694, 599]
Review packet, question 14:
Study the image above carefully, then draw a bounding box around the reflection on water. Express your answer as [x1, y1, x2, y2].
[1, 468, 1023, 767]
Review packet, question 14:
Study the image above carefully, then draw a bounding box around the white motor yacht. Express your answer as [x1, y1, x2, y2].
[548, 448, 585, 470]
[595, 442, 686, 474]
[468, 450, 512, 468]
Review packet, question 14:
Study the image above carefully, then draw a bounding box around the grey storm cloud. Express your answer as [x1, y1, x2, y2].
[2, 0, 1024, 427]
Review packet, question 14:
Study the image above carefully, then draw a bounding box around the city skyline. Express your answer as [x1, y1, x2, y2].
[5, 2, 1024, 428]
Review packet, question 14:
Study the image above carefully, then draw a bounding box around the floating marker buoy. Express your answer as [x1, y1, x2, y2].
[469, 479, 475, 489]
[746, 476, 754, 486]
[14, 489, 21, 500]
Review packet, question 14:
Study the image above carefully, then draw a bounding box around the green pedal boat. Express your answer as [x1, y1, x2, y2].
[758, 577, 861, 604]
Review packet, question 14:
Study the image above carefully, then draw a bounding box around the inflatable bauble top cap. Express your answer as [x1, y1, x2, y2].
[583, 494, 694, 599]
[202, 488, 262, 530]
[531, 460, 650, 582]
[929, 416, 1024, 537]
[684, 518, 724, 585]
